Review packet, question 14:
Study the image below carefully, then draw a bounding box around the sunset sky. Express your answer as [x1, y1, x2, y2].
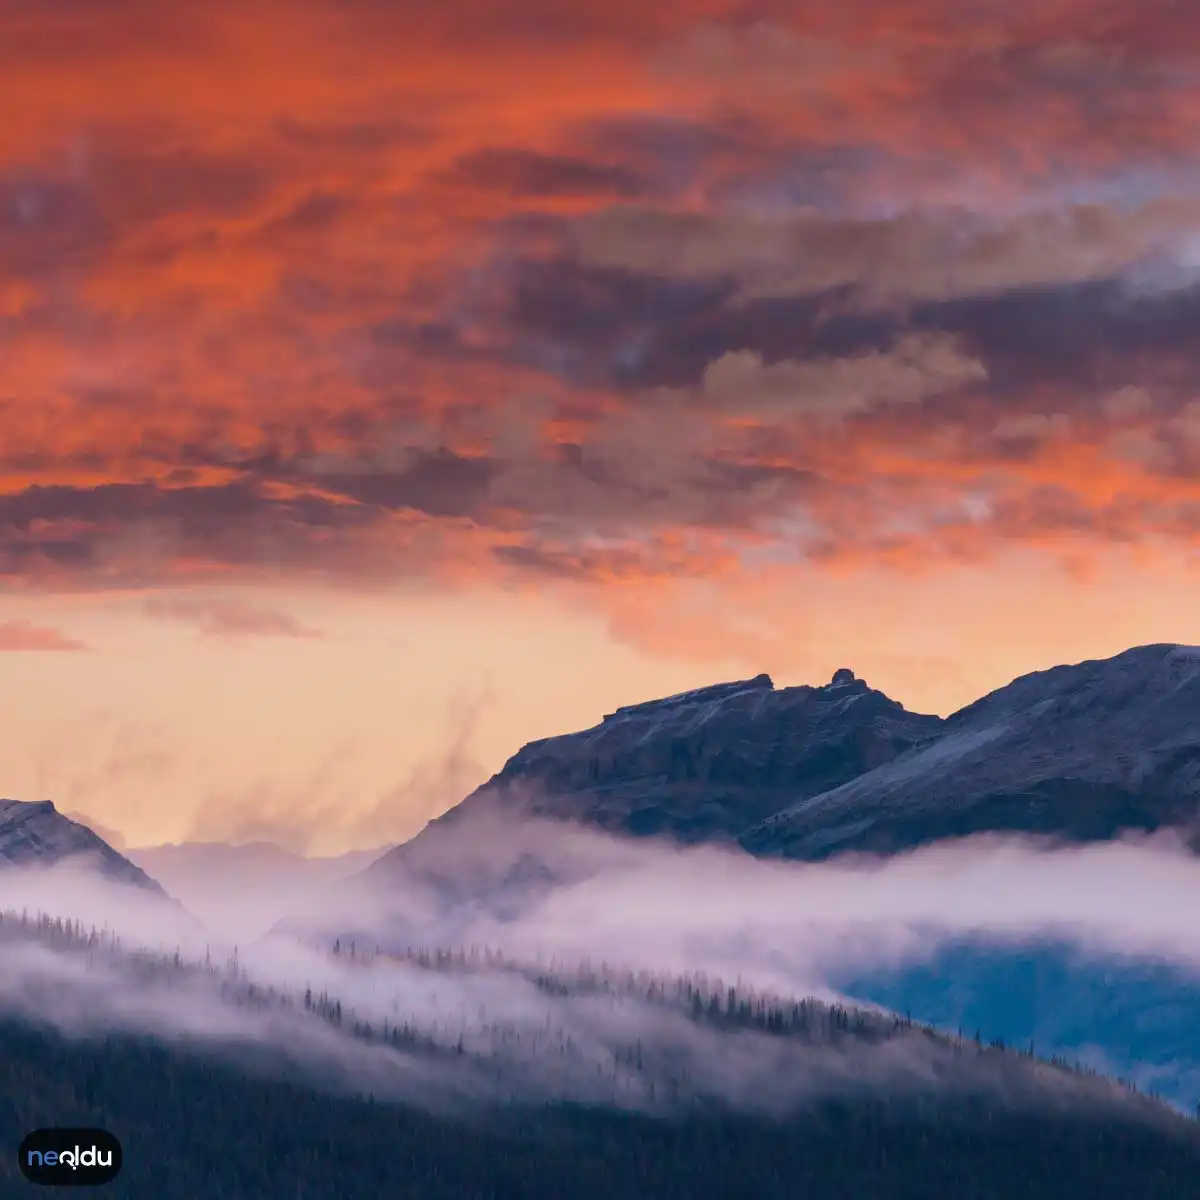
[4, 0, 1200, 853]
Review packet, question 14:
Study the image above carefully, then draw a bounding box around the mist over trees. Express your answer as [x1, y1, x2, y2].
[2, 1015, 1199, 1200]
[0, 909, 1198, 1199]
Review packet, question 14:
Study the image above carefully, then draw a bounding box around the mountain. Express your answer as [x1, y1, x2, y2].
[402, 642, 1200, 863]
[356, 668, 942, 917]
[128, 840, 389, 887]
[835, 936, 1200, 1113]
[128, 841, 391, 938]
[375, 670, 940, 867]
[5, 1012, 1200, 1200]
[345, 644, 1200, 1119]
[743, 643, 1200, 860]
[349, 644, 1200, 935]
[0, 799, 168, 895]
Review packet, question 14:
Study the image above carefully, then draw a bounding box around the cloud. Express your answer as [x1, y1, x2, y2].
[568, 201, 1200, 308]
[0, 0, 1198, 604]
[183, 689, 492, 853]
[0, 835, 1194, 1120]
[0, 620, 87, 651]
[437, 148, 652, 201]
[652, 22, 896, 101]
[3, 826, 1200, 1116]
[697, 333, 987, 420]
[144, 593, 325, 639]
[321, 819, 1200, 988]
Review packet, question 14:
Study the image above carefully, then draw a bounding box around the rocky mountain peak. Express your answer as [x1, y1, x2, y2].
[379, 669, 941, 862]
[743, 642, 1200, 860]
[0, 798, 168, 894]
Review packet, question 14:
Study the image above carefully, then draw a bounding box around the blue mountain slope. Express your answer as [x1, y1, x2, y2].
[837, 940, 1200, 1113]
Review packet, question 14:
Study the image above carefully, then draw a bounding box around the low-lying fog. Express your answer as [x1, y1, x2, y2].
[3, 820, 1199, 1117]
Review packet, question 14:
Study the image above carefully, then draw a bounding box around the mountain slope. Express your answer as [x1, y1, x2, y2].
[4, 1013, 1198, 1200]
[375, 670, 941, 873]
[0, 799, 168, 894]
[742, 643, 1200, 860]
[836, 937, 1200, 1113]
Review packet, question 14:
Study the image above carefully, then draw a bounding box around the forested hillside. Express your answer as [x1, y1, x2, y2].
[1, 1018, 1199, 1200]
[0, 912, 1197, 1199]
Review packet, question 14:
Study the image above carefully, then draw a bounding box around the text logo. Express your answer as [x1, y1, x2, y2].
[19, 1129, 122, 1187]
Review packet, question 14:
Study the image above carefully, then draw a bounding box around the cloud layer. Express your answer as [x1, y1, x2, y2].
[6, 827, 1200, 1116]
[0, 621, 86, 651]
[2, 0, 1200, 614]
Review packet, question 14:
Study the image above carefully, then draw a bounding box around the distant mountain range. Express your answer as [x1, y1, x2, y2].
[127, 840, 388, 887]
[371, 643, 1200, 875]
[124, 841, 391, 937]
[0, 804, 392, 924]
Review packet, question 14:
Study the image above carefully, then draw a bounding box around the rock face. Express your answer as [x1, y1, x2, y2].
[0, 799, 169, 894]
[376, 670, 942, 873]
[743, 643, 1200, 859]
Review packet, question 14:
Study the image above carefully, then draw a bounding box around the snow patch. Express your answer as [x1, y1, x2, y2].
[865, 723, 1010, 787]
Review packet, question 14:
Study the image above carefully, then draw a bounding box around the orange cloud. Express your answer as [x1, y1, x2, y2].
[0, 620, 87, 651]
[144, 594, 325, 639]
[0, 0, 1198, 601]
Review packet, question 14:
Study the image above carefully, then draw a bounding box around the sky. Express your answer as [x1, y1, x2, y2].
[4, 0, 1200, 853]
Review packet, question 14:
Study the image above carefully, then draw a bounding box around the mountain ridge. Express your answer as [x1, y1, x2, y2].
[369, 667, 943, 880]
[744, 642, 1200, 859]
[0, 798, 170, 895]
[369, 642, 1200, 881]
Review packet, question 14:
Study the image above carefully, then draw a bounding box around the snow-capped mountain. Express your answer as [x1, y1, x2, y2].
[365, 643, 1200, 882]
[350, 668, 941, 925]
[330, 645, 1200, 1122]
[743, 643, 1200, 859]
[377, 669, 941, 867]
[0, 799, 169, 894]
